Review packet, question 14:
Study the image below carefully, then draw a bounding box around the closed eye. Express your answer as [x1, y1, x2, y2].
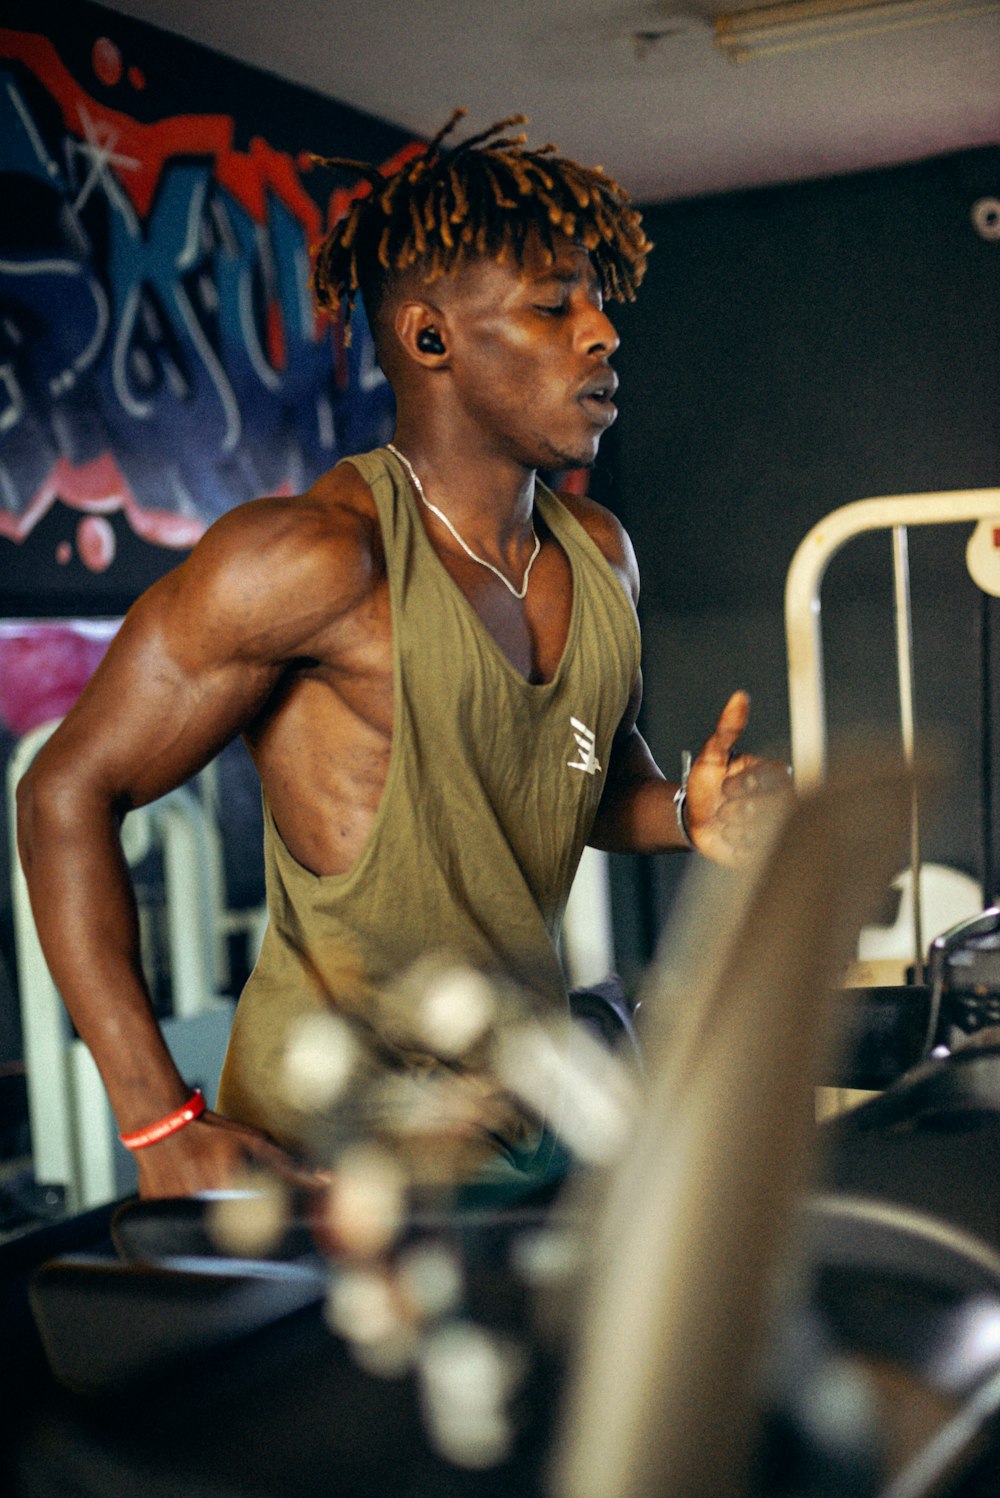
[533, 301, 569, 316]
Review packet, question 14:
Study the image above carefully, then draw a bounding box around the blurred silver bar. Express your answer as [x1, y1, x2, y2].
[891, 524, 923, 979]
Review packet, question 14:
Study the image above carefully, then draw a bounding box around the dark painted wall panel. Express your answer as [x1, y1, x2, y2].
[602, 148, 1000, 975]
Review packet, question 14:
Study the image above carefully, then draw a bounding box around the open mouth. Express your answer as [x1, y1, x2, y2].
[577, 392, 616, 428]
[578, 371, 619, 428]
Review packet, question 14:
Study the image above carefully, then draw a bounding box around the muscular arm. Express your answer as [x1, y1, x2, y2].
[588, 673, 687, 854]
[564, 491, 789, 864]
[16, 471, 377, 1196]
[591, 681, 779, 863]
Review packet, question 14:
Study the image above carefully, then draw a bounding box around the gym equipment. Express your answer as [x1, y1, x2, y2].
[781, 489, 1000, 1497]
[787, 487, 1000, 1085]
[7, 722, 240, 1210]
[786, 487, 1000, 978]
[926, 905, 1000, 1052]
[555, 760, 915, 1498]
[10, 763, 1000, 1498]
[10, 490, 1000, 1497]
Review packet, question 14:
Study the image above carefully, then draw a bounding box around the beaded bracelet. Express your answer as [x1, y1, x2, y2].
[119, 1089, 206, 1151]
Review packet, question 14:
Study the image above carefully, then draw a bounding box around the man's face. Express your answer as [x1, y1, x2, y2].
[434, 232, 620, 471]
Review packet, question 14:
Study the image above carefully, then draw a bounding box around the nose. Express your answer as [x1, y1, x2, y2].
[580, 304, 620, 358]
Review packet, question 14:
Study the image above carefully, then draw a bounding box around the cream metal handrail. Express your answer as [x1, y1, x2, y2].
[786, 489, 1000, 788]
[786, 489, 1000, 981]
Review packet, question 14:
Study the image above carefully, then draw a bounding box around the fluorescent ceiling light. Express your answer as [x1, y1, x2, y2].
[712, 0, 1000, 61]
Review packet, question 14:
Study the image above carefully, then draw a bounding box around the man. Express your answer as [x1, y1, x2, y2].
[17, 112, 779, 1199]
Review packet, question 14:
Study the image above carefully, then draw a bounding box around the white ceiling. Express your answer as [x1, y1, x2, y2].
[104, 0, 999, 202]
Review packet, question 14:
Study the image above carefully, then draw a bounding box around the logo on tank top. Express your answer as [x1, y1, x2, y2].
[568, 716, 601, 775]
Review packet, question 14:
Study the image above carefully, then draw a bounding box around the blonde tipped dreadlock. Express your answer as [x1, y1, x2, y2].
[312, 110, 652, 340]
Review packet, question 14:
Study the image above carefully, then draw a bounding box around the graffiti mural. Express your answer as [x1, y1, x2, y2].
[0, 8, 420, 1078]
[0, 21, 417, 616]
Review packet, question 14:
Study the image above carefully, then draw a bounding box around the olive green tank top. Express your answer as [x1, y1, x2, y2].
[218, 446, 640, 1152]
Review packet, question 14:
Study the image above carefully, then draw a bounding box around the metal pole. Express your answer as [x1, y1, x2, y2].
[892, 525, 923, 980]
[981, 593, 997, 905]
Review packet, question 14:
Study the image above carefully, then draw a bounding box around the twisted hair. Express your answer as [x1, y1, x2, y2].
[312, 110, 651, 341]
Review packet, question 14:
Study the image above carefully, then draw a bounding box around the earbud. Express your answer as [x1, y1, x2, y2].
[417, 328, 445, 356]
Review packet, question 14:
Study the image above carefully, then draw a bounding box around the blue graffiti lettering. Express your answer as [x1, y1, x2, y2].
[0, 69, 394, 531]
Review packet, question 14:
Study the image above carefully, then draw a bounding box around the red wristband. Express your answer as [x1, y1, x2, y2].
[119, 1089, 206, 1150]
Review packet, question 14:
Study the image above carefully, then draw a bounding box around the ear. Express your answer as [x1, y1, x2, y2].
[395, 300, 449, 366]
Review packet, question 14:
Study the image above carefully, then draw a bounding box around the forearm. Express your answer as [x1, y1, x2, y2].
[597, 693, 793, 869]
[16, 775, 190, 1133]
[588, 726, 690, 854]
[589, 772, 688, 853]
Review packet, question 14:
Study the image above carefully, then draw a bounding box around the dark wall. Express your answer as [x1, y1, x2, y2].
[598, 147, 1000, 975]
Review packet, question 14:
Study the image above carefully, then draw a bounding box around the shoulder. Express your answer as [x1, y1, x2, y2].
[551, 487, 639, 605]
[135, 461, 382, 664]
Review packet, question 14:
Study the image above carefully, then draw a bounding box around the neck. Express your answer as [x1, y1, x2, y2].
[388, 440, 542, 599]
[388, 427, 537, 546]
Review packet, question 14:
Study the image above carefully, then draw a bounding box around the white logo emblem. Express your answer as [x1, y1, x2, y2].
[568, 716, 601, 775]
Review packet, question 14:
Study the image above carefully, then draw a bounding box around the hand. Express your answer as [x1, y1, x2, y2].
[134, 1109, 327, 1200]
[684, 691, 793, 867]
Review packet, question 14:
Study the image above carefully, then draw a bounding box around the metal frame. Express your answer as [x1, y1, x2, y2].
[786, 488, 1000, 787]
[786, 489, 1000, 977]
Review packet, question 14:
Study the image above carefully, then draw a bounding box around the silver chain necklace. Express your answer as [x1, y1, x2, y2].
[387, 443, 541, 600]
